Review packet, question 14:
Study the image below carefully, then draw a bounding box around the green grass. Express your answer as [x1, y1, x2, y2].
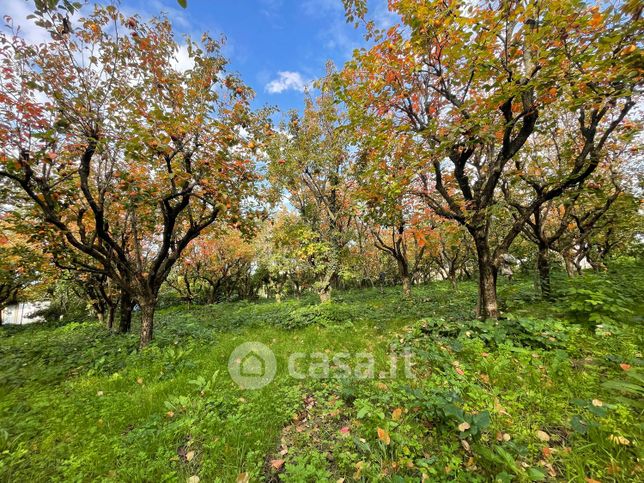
[0, 273, 642, 482]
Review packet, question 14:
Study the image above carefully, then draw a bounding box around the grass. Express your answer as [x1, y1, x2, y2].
[0, 271, 642, 482]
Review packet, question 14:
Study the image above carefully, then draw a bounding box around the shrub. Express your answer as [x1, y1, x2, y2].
[278, 304, 356, 330]
[558, 274, 634, 328]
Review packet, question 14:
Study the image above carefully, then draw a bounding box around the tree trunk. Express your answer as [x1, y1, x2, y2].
[118, 292, 133, 333]
[473, 233, 499, 319]
[107, 305, 115, 331]
[319, 283, 332, 303]
[448, 262, 457, 289]
[139, 300, 155, 348]
[562, 251, 577, 277]
[537, 244, 551, 299]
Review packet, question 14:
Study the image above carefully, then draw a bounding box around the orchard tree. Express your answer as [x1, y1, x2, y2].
[168, 227, 255, 304]
[0, 220, 50, 325]
[339, 0, 641, 318]
[507, 111, 639, 296]
[0, 6, 266, 345]
[354, 129, 429, 297]
[268, 85, 356, 303]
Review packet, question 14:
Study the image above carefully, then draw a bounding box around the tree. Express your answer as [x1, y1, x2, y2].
[0, 221, 49, 325]
[268, 85, 355, 303]
[0, 6, 265, 345]
[504, 107, 639, 296]
[354, 129, 428, 297]
[168, 227, 255, 304]
[339, 0, 640, 318]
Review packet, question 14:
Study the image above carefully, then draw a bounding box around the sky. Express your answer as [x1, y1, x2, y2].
[2, 0, 397, 114]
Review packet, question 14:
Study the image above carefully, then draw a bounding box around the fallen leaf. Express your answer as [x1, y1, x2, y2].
[392, 408, 403, 420]
[236, 473, 250, 483]
[136, 377, 144, 385]
[585, 478, 601, 483]
[458, 422, 471, 432]
[494, 398, 509, 416]
[166, 411, 175, 418]
[354, 461, 365, 479]
[455, 367, 465, 376]
[340, 426, 350, 434]
[542, 447, 552, 458]
[186, 451, 195, 462]
[536, 430, 550, 442]
[608, 434, 630, 445]
[461, 439, 471, 452]
[481, 352, 489, 357]
[545, 462, 557, 477]
[271, 459, 285, 470]
[187, 477, 199, 483]
[377, 427, 391, 445]
[591, 399, 603, 407]
[480, 374, 490, 384]
[619, 363, 631, 371]
[97, 391, 104, 397]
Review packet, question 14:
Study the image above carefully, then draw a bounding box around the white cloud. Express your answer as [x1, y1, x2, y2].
[265, 71, 311, 94]
[2, 0, 58, 44]
[171, 44, 195, 72]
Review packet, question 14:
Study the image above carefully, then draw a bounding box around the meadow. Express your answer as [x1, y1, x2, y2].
[0, 265, 642, 482]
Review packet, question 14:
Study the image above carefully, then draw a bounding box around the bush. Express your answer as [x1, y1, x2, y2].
[278, 303, 356, 330]
[411, 315, 571, 349]
[558, 273, 634, 328]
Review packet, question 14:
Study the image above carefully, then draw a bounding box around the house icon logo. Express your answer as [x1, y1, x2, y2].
[228, 342, 276, 389]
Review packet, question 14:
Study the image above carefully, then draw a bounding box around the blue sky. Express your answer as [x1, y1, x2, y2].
[118, 0, 397, 113]
[3, 1, 396, 114]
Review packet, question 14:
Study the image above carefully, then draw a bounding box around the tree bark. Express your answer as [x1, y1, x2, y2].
[118, 292, 133, 333]
[473, 232, 499, 319]
[397, 258, 412, 298]
[537, 244, 551, 299]
[139, 301, 155, 348]
[318, 283, 332, 303]
[107, 305, 115, 331]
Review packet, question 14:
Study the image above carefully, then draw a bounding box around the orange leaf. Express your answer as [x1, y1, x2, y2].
[377, 427, 391, 445]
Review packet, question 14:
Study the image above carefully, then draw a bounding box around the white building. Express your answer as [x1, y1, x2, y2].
[1, 301, 50, 325]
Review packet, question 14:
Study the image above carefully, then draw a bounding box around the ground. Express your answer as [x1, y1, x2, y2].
[0, 268, 642, 482]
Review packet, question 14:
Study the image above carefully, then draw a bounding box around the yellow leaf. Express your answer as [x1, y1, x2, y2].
[236, 473, 250, 483]
[186, 451, 195, 462]
[392, 408, 403, 421]
[608, 434, 630, 445]
[536, 430, 550, 442]
[591, 399, 603, 407]
[377, 427, 391, 445]
[458, 422, 470, 432]
[187, 477, 199, 483]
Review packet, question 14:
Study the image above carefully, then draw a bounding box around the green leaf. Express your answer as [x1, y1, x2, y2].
[177, 0, 187, 7]
[527, 468, 546, 481]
